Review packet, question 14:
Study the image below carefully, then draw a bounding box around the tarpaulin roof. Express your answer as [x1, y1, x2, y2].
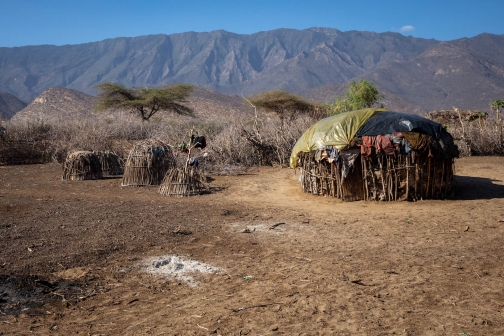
[289, 108, 387, 168]
[356, 111, 443, 139]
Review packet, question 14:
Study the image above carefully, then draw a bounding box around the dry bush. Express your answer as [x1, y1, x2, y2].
[1, 112, 318, 171]
[4, 119, 149, 163]
[239, 112, 314, 167]
[446, 116, 504, 156]
[0, 122, 53, 164]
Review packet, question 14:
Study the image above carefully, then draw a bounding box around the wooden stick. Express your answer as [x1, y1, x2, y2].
[378, 156, 387, 201]
[405, 156, 410, 200]
[426, 156, 431, 198]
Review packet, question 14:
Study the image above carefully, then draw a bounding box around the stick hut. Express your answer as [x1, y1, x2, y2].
[121, 140, 175, 186]
[291, 109, 459, 201]
[159, 166, 209, 197]
[62, 151, 103, 180]
[95, 151, 124, 177]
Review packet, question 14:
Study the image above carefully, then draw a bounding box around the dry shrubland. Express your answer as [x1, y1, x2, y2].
[0, 112, 312, 172]
[1, 110, 502, 170]
[444, 118, 504, 156]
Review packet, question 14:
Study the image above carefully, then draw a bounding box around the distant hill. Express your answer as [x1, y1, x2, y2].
[10, 86, 253, 123]
[0, 92, 27, 120]
[10, 88, 97, 123]
[0, 28, 503, 113]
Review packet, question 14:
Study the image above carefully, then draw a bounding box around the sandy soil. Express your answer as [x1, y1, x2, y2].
[1, 156, 504, 335]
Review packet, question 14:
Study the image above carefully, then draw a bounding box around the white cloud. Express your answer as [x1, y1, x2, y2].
[399, 25, 415, 33]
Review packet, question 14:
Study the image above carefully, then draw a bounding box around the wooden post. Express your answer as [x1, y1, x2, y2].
[378, 156, 387, 201]
[426, 156, 431, 199]
[405, 156, 410, 200]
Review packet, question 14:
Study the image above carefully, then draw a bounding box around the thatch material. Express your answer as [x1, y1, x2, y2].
[298, 150, 454, 202]
[95, 151, 124, 176]
[159, 167, 209, 197]
[62, 151, 103, 180]
[121, 140, 175, 186]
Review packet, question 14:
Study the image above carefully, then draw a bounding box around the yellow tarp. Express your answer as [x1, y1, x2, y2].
[289, 108, 387, 168]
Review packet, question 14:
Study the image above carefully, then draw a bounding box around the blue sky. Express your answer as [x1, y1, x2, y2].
[1, 0, 503, 47]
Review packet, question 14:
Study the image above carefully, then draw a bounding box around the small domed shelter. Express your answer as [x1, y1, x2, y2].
[62, 151, 102, 180]
[290, 108, 458, 201]
[121, 140, 175, 186]
[94, 151, 124, 177]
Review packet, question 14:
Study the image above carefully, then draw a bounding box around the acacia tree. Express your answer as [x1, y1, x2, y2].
[328, 79, 383, 116]
[246, 90, 315, 122]
[94, 82, 194, 121]
[241, 90, 316, 166]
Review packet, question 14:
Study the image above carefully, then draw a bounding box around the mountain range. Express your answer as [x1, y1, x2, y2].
[1, 28, 503, 120]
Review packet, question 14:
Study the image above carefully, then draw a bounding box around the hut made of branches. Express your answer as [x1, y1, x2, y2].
[95, 151, 124, 177]
[121, 140, 175, 186]
[62, 151, 103, 180]
[159, 166, 209, 197]
[291, 109, 459, 201]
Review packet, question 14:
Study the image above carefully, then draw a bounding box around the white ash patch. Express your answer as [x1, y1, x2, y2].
[143, 255, 223, 286]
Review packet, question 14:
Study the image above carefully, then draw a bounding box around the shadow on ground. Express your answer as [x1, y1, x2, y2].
[453, 175, 504, 200]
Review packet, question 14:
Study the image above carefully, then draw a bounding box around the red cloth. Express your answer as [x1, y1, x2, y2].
[376, 135, 396, 155]
[360, 136, 376, 156]
[359, 135, 396, 156]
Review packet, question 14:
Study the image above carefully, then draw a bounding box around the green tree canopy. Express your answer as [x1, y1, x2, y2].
[94, 82, 194, 121]
[327, 79, 383, 116]
[246, 90, 315, 121]
[491, 99, 504, 121]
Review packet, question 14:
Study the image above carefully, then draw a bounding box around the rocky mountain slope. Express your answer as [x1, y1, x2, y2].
[0, 92, 26, 120]
[0, 28, 437, 101]
[362, 33, 504, 111]
[0, 28, 502, 113]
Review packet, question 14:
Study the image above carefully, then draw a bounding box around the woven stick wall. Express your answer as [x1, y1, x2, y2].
[360, 154, 454, 201]
[298, 151, 454, 201]
[159, 167, 209, 197]
[95, 151, 124, 177]
[299, 151, 364, 201]
[121, 140, 175, 187]
[62, 151, 103, 181]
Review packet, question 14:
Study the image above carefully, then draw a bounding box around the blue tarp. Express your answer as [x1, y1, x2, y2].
[356, 112, 443, 139]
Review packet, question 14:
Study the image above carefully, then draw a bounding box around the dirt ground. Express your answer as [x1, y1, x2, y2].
[1, 156, 504, 335]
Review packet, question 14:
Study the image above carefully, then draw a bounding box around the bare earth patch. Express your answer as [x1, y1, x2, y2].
[1, 157, 504, 335]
